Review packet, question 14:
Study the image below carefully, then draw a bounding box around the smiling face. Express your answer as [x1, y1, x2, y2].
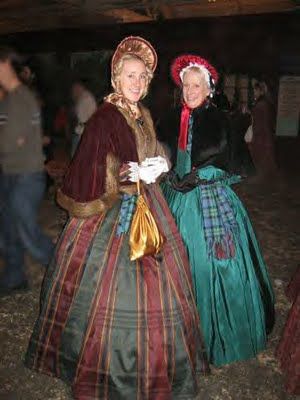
[118, 57, 148, 103]
[182, 67, 210, 109]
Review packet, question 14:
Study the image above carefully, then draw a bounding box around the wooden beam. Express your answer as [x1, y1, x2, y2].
[0, 0, 297, 35]
[158, 3, 175, 19]
[0, 12, 118, 34]
[101, 8, 153, 23]
[160, 0, 297, 18]
[0, 12, 299, 57]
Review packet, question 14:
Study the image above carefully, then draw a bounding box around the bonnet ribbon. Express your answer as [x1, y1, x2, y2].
[178, 103, 192, 150]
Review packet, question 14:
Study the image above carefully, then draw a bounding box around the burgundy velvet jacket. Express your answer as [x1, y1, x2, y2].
[57, 101, 165, 218]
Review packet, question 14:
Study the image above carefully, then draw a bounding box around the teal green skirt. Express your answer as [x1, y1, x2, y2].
[162, 166, 275, 366]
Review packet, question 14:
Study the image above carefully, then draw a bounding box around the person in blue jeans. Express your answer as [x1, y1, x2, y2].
[0, 47, 54, 295]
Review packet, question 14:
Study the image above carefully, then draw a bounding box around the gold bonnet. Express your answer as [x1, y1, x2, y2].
[111, 36, 157, 80]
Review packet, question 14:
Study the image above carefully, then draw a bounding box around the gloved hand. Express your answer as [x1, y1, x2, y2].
[140, 156, 169, 180]
[141, 156, 169, 171]
[165, 170, 201, 193]
[127, 157, 169, 184]
[139, 165, 159, 184]
[127, 162, 158, 184]
[127, 162, 139, 182]
[127, 162, 139, 175]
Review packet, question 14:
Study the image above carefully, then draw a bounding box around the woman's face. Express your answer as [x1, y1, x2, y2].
[118, 58, 147, 103]
[182, 68, 210, 109]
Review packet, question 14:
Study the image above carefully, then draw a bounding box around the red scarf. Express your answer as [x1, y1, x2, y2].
[178, 103, 192, 150]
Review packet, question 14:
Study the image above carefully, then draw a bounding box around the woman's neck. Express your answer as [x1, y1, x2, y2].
[127, 101, 141, 119]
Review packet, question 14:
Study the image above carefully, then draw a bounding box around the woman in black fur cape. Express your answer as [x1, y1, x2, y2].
[159, 54, 274, 367]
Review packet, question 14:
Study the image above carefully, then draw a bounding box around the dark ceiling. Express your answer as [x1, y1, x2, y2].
[0, 0, 298, 35]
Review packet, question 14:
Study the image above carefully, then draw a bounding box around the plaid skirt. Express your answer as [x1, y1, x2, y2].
[25, 184, 208, 399]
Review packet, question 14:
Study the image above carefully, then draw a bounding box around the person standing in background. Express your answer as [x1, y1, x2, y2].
[249, 81, 278, 179]
[0, 84, 6, 252]
[0, 47, 54, 295]
[70, 79, 97, 157]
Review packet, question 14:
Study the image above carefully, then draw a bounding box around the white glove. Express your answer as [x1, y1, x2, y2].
[127, 162, 159, 184]
[127, 162, 139, 183]
[138, 165, 159, 184]
[141, 156, 169, 177]
[127, 162, 139, 173]
[127, 157, 169, 184]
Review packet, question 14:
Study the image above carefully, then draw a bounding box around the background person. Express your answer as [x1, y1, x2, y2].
[0, 47, 54, 295]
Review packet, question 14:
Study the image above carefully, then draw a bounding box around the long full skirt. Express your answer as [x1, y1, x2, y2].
[25, 184, 209, 399]
[162, 166, 275, 366]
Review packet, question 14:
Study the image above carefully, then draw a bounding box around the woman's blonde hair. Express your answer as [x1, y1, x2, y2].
[112, 53, 154, 99]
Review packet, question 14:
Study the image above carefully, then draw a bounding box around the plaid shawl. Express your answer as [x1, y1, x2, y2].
[200, 183, 238, 260]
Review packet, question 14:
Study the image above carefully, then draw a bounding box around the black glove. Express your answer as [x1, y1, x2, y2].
[165, 170, 201, 193]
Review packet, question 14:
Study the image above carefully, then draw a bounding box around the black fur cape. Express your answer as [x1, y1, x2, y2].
[157, 102, 255, 177]
[157, 103, 232, 172]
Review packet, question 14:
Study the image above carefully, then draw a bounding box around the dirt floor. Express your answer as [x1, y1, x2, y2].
[0, 176, 299, 400]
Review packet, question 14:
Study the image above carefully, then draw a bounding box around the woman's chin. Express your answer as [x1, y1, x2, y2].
[185, 100, 204, 109]
[127, 93, 142, 103]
